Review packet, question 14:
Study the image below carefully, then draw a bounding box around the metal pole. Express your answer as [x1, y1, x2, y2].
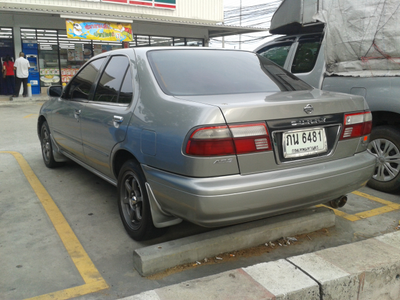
[222, 22, 225, 48]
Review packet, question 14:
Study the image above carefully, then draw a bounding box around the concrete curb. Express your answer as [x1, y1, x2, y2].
[133, 207, 336, 276]
[0, 95, 49, 105]
[125, 231, 400, 300]
[289, 231, 400, 299]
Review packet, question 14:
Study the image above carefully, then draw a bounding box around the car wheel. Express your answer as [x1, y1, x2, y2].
[367, 126, 400, 193]
[117, 160, 156, 241]
[40, 121, 62, 168]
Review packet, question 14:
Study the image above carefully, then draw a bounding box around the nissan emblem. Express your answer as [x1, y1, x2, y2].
[304, 104, 314, 114]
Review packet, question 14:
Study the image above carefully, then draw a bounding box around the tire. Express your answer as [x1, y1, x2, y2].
[367, 126, 400, 193]
[40, 121, 62, 168]
[117, 160, 156, 241]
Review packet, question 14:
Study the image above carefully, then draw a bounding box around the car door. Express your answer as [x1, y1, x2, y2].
[80, 55, 134, 178]
[50, 57, 107, 161]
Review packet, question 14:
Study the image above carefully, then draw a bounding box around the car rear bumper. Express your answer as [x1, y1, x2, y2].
[142, 151, 376, 227]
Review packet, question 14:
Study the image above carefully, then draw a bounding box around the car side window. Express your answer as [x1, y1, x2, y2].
[64, 58, 106, 100]
[291, 35, 322, 74]
[93, 55, 132, 104]
[257, 42, 292, 67]
[118, 66, 133, 104]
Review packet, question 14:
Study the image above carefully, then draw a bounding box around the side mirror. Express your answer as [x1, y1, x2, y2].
[48, 85, 63, 97]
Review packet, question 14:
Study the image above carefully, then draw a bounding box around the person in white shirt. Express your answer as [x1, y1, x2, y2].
[12, 52, 30, 99]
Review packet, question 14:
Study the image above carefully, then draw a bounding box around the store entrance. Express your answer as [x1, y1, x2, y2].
[0, 27, 15, 96]
[21, 28, 123, 94]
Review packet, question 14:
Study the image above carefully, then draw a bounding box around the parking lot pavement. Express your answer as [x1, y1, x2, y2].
[1, 101, 399, 300]
[0, 151, 108, 300]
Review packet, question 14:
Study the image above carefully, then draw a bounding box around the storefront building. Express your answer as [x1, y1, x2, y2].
[0, 0, 264, 95]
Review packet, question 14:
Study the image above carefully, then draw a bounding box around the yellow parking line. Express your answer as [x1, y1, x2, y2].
[316, 205, 361, 221]
[26, 281, 108, 300]
[0, 151, 109, 300]
[317, 191, 400, 222]
[352, 190, 400, 209]
[355, 205, 397, 219]
[23, 114, 37, 118]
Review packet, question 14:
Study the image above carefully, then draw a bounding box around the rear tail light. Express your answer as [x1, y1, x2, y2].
[340, 111, 372, 140]
[186, 123, 272, 156]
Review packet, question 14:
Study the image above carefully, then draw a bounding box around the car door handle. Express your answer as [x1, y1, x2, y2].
[74, 109, 81, 120]
[113, 115, 124, 128]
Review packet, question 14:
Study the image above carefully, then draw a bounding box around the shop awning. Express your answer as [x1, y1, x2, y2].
[0, 5, 267, 39]
[126, 17, 267, 38]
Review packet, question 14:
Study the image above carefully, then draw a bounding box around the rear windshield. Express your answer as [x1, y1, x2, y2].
[147, 49, 311, 96]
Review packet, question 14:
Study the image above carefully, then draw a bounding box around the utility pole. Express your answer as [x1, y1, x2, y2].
[239, 0, 242, 49]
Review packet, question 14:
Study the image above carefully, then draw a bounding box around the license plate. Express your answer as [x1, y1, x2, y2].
[283, 128, 327, 158]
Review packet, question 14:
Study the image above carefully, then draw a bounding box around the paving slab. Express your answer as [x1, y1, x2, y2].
[133, 206, 336, 276]
[123, 261, 320, 300]
[288, 231, 400, 300]
[124, 231, 400, 300]
[243, 260, 320, 299]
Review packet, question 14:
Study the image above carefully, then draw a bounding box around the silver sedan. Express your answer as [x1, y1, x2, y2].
[38, 48, 376, 240]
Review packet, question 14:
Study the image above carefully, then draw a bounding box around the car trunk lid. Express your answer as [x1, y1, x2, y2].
[177, 90, 370, 174]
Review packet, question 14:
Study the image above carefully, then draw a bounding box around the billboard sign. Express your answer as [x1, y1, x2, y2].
[66, 20, 133, 42]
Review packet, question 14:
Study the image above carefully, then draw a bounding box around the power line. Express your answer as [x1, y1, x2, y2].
[212, 0, 281, 49]
[223, 1, 281, 26]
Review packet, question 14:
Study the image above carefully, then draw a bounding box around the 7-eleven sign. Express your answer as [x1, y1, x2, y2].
[102, 0, 176, 9]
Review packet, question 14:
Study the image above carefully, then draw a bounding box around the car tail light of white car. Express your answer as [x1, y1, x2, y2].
[341, 111, 372, 140]
[186, 123, 272, 156]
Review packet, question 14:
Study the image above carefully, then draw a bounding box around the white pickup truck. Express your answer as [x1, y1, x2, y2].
[255, 0, 400, 193]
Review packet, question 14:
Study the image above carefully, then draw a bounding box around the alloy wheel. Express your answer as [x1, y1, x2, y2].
[121, 171, 143, 230]
[368, 138, 400, 182]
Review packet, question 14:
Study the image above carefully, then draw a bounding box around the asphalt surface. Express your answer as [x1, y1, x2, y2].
[0, 97, 399, 300]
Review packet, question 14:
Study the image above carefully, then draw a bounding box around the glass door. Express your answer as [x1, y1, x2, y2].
[38, 44, 60, 87]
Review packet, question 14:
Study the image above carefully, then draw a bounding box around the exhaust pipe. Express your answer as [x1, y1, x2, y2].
[329, 195, 348, 208]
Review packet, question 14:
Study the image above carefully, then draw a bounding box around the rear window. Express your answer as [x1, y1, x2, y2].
[148, 49, 311, 96]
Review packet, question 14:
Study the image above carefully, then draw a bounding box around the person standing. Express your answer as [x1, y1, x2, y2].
[12, 52, 30, 99]
[2, 55, 15, 96]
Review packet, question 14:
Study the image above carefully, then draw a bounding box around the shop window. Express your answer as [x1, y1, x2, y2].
[0, 27, 13, 39]
[0, 28, 14, 57]
[173, 37, 185, 46]
[137, 35, 150, 47]
[93, 55, 131, 103]
[39, 44, 61, 86]
[21, 29, 36, 40]
[59, 42, 91, 84]
[186, 39, 203, 47]
[150, 36, 173, 46]
[93, 41, 123, 54]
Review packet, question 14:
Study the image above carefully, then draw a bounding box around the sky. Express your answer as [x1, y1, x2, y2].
[209, 0, 282, 50]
